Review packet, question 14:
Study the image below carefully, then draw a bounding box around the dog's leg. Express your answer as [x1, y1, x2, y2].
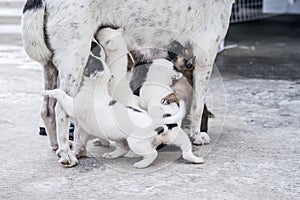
[53, 43, 91, 167]
[102, 140, 129, 159]
[74, 126, 92, 159]
[189, 57, 212, 145]
[127, 137, 158, 169]
[169, 128, 204, 164]
[40, 61, 58, 150]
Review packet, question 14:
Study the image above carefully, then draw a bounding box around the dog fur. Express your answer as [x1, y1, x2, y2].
[22, 0, 234, 166]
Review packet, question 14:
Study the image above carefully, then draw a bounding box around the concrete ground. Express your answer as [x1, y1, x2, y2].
[0, 1, 299, 199]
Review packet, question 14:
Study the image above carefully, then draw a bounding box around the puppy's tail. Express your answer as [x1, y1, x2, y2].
[161, 100, 186, 126]
[22, 0, 52, 65]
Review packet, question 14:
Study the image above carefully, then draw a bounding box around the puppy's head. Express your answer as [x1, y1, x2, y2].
[147, 59, 182, 85]
[168, 40, 196, 74]
[96, 28, 128, 55]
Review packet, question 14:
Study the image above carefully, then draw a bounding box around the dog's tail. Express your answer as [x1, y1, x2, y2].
[161, 100, 186, 125]
[22, 0, 52, 65]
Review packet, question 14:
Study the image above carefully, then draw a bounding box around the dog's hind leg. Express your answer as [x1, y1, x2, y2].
[102, 140, 129, 159]
[127, 137, 158, 168]
[189, 54, 212, 145]
[170, 128, 204, 164]
[40, 61, 58, 151]
[53, 38, 92, 167]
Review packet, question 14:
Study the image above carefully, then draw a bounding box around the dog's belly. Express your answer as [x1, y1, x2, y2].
[77, 109, 126, 141]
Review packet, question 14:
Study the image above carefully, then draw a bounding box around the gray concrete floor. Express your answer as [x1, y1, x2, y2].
[0, 2, 299, 199]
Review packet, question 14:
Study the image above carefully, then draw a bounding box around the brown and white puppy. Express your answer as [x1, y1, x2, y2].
[166, 41, 213, 144]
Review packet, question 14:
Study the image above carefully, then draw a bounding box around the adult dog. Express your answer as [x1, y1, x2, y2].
[22, 0, 234, 166]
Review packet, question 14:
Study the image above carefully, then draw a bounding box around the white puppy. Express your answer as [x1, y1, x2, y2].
[139, 59, 183, 120]
[96, 28, 137, 106]
[43, 62, 204, 168]
[93, 28, 137, 147]
[138, 59, 201, 156]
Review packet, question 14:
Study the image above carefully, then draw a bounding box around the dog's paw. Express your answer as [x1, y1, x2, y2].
[133, 160, 151, 169]
[161, 93, 179, 105]
[56, 148, 78, 167]
[92, 138, 110, 147]
[192, 132, 211, 145]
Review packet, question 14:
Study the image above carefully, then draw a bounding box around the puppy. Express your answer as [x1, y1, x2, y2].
[96, 28, 137, 106]
[93, 28, 138, 147]
[166, 41, 213, 144]
[43, 61, 204, 168]
[139, 59, 183, 120]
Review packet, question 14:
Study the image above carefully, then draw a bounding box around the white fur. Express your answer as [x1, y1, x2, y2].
[22, 0, 234, 166]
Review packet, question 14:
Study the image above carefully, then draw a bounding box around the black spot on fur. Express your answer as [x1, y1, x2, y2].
[126, 106, 142, 113]
[155, 126, 165, 135]
[83, 55, 104, 77]
[109, 100, 117, 106]
[96, 24, 120, 33]
[133, 87, 141, 96]
[200, 104, 214, 133]
[188, 6, 192, 11]
[23, 0, 43, 13]
[166, 123, 178, 130]
[163, 113, 172, 118]
[156, 144, 166, 150]
[91, 41, 102, 57]
[129, 61, 153, 95]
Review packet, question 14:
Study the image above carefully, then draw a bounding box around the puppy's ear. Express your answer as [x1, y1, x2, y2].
[168, 51, 177, 61]
[168, 40, 185, 60]
[105, 40, 118, 52]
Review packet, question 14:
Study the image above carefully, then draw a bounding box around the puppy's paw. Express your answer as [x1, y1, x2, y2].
[102, 151, 123, 159]
[56, 148, 78, 167]
[123, 150, 141, 158]
[161, 93, 179, 106]
[133, 160, 150, 169]
[50, 144, 59, 151]
[192, 132, 211, 146]
[193, 157, 205, 164]
[42, 90, 57, 98]
[93, 138, 110, 147]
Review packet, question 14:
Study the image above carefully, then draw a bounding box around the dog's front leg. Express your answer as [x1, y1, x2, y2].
[189, 60, 212, 145]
